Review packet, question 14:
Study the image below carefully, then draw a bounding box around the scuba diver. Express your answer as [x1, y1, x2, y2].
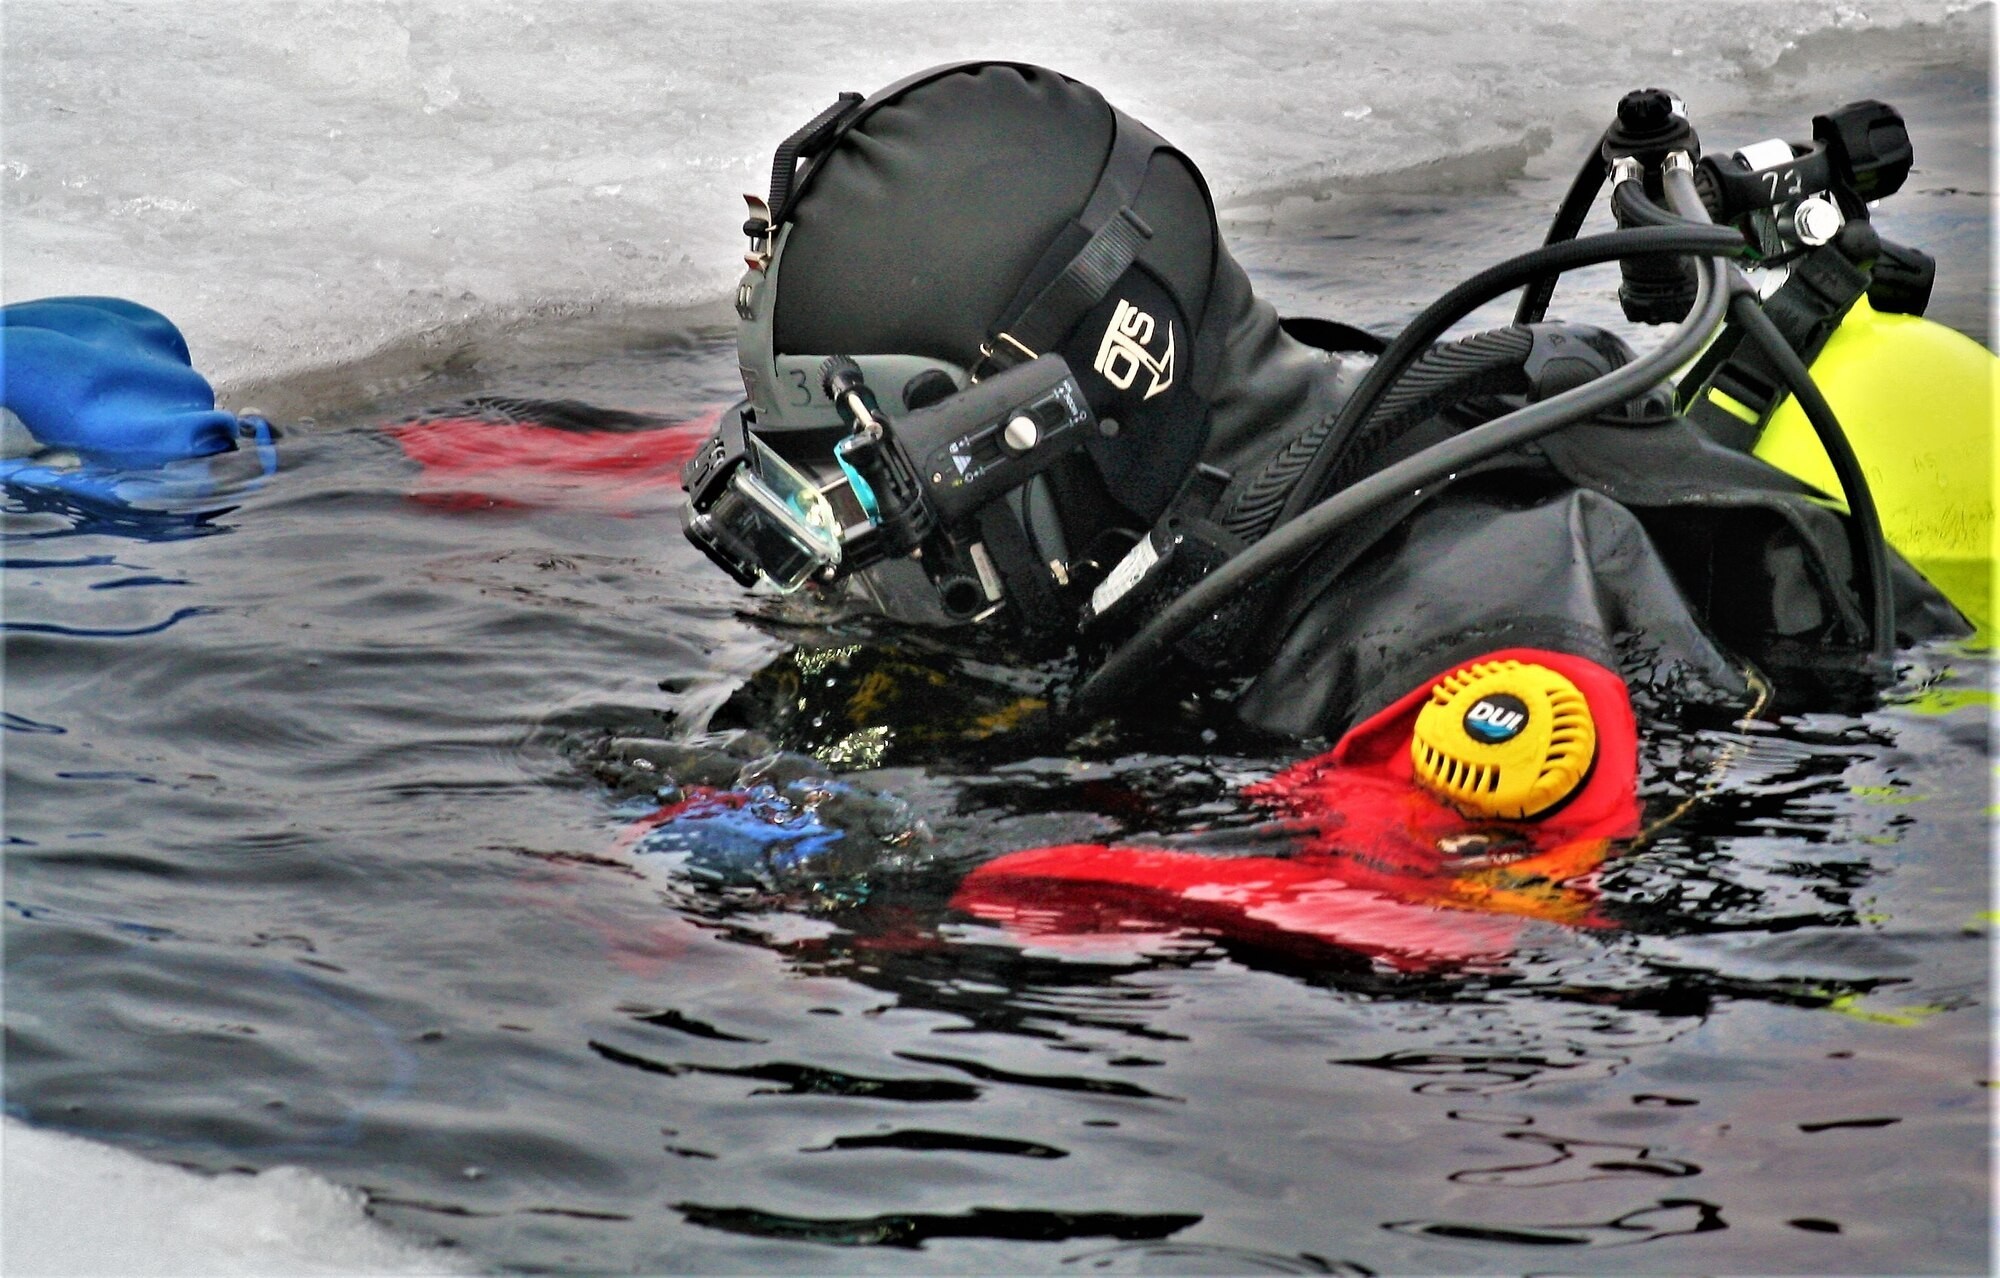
[681, 69, 1973, 745]
[16, 69, 1967, 965]
[661, 62, 1983, 957]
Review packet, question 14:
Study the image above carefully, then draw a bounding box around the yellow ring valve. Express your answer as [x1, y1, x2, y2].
[1410, 659, 1598, 819]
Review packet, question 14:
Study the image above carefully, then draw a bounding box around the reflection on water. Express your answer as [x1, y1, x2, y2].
[1384, 1196, 1726, 1248]
[5, 356, 1987, 1271]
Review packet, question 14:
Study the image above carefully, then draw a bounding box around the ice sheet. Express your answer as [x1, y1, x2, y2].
[1, 0, 1975, 395]
[0, 1117, 466, 1276]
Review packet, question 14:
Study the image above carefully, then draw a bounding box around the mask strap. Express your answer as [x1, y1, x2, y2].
[974, 111, 1167, 380]
[765, 92, 865, 224]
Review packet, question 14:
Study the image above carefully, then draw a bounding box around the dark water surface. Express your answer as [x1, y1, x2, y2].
[5, 48, 1992, 1278]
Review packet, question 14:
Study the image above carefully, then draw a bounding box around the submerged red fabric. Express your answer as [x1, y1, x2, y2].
[386, 408, 717, 511]
[953, 648, 1640, 970]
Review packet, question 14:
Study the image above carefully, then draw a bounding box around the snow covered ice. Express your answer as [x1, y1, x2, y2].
[1, 1117, 467, 1275]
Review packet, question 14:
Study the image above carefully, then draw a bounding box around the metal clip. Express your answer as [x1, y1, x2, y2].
[741, 193, 773, 272]
[972, 332, 1038, 384]
[992, 332, 1038, 361]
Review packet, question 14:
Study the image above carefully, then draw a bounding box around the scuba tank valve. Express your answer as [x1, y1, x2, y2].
[1603, 89, 1703, 324]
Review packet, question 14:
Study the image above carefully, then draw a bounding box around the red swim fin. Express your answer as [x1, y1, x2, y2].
[386, 401, 718, 511]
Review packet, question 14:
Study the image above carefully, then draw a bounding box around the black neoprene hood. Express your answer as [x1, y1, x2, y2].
[774, 65, 1215, 372]
[739, 61, 1345, 533]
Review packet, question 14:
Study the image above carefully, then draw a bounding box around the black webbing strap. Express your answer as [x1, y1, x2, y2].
[766, 61, 1025, 228]
[995, 209, 1155, 360]
[767, 92, 864, 223]
[976, 503, 1067, 632]
[1683, 240, 1871, 451]
[977, 111, 1166, 377]
[1077, 109, 1165, 231]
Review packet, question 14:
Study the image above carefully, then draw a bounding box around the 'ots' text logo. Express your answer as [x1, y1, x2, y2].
[1093, 299, 1175, 400]
[1463, 693, 1528, 744]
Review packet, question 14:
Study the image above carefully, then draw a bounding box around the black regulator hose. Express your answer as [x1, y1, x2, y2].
[1513, 144, 1610, 326]
[1072, 221, 1742, 719]
[1275, 221, 1748, 527]
[1609, 179, 1685, 228]
[1616, 167, 1896, 662]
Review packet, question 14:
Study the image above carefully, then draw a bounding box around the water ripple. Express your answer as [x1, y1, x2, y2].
[586, 1041, 983, 1102]
[673, 1203, 1203, 1249]
[1, 606, 219, 637]
[805, 1129, 1069, 1159]
[1383, 1196, 1726, 1248]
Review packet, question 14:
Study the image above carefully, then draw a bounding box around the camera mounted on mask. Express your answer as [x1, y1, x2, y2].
[682, 350, 1097, 622]
[681, 61, 1235, 636]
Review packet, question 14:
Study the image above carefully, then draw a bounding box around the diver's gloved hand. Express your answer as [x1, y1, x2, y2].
[589, 729, 928, 843]
[597, 732, 931, 895]
[587, 733, 775, 800]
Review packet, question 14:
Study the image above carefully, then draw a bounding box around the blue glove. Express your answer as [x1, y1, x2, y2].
[1, 296, 241, 468]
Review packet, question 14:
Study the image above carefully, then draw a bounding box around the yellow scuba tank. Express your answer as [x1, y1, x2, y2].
[1748, 296, 1996, 639]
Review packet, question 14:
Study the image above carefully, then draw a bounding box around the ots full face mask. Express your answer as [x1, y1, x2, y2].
[682, 62, 1262, 636]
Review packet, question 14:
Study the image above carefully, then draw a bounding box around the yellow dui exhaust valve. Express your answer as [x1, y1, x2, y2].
[1411, 659, 1597, 819]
